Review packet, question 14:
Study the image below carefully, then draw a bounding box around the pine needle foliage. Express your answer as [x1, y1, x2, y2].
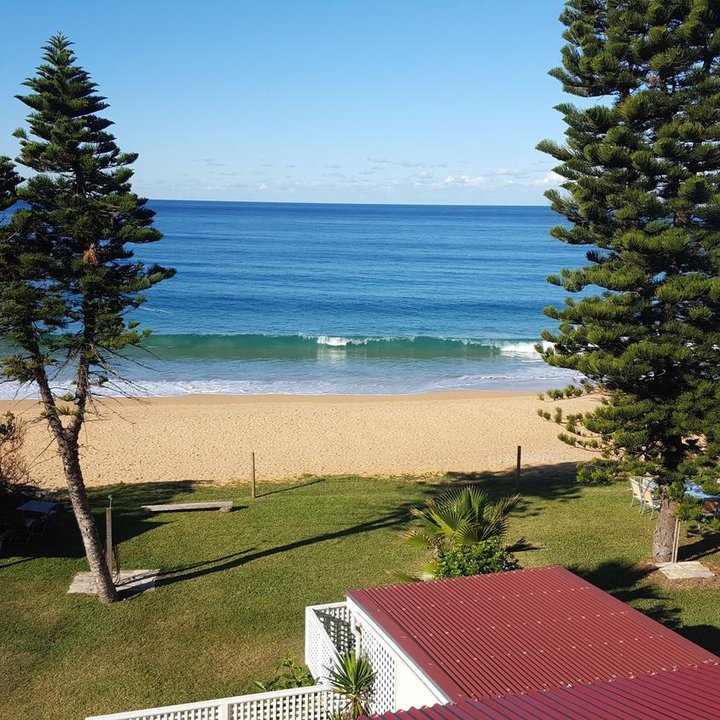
[538, 1, 720, 560]
[0, 157, 21, 211]
[0, 34, 174, 601]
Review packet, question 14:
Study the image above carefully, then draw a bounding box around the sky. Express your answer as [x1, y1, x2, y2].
[0, 1, 570, 205]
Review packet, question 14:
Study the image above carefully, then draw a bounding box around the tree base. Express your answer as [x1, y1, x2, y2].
[652, 500, 677, 563]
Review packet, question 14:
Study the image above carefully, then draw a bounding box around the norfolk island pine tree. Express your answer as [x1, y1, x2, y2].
[537, 0, 720, 562]
[0, 34, 174, 602]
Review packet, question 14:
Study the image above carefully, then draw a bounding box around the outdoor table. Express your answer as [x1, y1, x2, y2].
[646, 480, 719, 501]
[17, 499, 59, 516]
[684, 482, 720, 501]
[14, 500, 59, 540]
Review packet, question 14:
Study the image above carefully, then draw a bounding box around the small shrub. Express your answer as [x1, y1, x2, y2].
[433, 537, 520, 578]
[253, 655, 314, 692]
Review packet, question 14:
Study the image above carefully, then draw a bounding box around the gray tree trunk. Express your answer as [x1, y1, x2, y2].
[32, 347, 118, 603]
[60, 439, 118, 603]
[652, 497, 677, 563]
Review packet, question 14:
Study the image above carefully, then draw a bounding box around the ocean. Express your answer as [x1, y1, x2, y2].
[5, 201, 587, 398]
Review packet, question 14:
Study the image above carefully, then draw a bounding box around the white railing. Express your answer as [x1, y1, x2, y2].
[304, 602, 354, 682]
[86, 685, 345, 720]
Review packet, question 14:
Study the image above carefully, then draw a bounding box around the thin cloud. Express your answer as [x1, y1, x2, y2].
[491, 167, 522, 176]
[504, 170, 563, 187]
[443, 174, 486, 188]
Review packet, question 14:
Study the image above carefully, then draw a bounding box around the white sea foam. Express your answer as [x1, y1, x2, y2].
[310, 335, 549, 353]
[316, 335, 351, 347]
[0, 364, 578, 400]
[498, 341, 552, 356]
[138, 307, 172, 314]
[314, 335, 402, 347]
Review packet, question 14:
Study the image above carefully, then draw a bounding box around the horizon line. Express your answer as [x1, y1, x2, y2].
[147, 198, 552, 208]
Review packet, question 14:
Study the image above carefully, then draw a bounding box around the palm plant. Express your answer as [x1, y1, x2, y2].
[404, 486, 520, 559]
[327, 650, 375, 720]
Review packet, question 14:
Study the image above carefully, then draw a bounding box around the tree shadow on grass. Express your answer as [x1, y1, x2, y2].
[158, 549, 257, 581]
[441, 462, 582, 518]
[679, 624, 720, 656]
[258, 476, 328, 498]
[155, 502, 423, 588]
[679, 530, 720, 562]
[0, 557, 35, 569]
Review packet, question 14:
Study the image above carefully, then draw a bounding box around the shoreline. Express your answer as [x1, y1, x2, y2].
[1, 391, 595, 488]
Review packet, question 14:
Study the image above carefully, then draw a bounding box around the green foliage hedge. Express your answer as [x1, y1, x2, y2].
[434, 537, 519, 578]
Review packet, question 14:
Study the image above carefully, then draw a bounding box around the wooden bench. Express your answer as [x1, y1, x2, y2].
[141, 501, 233, 514]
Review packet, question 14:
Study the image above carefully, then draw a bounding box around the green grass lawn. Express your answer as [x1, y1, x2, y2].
[1, 470, 718, 720]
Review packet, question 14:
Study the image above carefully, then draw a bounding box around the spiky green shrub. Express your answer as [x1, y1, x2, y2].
[403, 486, 519, 558]
[327, 651, 374, 720]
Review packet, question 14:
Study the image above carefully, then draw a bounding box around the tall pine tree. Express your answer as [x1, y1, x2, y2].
[0, 34, 174, 602]
[538, 0, 720, 561]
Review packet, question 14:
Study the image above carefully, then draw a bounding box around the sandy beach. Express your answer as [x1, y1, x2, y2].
[0, 392, 595, 488]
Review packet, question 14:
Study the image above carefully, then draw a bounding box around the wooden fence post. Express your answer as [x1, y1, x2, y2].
[105, 504, 113, 575]
[251, 452, 256, 499]
[671, 518, 680, 564]
[515, 445, 522, 491]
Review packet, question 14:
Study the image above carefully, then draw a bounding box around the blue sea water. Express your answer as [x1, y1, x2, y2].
[6, 201, 588, 397]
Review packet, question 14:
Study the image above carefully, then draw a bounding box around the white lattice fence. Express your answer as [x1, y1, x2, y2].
[360, 626, 395, 714]
[86, 686, 344, 720]
[229, 687, 344, 720]
[304, 602, 353, 682]
[315, 604, 354, 654]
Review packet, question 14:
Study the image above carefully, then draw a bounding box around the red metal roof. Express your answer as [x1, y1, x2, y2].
[347, 566, 719, 702]
[371, 664, 720, 720]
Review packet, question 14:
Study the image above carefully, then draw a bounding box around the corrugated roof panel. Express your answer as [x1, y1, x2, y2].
[348, 566, 718, 701]
[368, 665, 720, 720]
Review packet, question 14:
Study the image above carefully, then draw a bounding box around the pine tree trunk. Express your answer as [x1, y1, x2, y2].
[60, 439, 118, 603]
[652, 497, 677, 563]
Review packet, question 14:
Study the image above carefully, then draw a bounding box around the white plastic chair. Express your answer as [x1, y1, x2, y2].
[629, 478, 644, 510]
[640, 482, 660, 517]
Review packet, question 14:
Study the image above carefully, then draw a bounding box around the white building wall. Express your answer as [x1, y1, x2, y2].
[394, 653, 446, 711]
